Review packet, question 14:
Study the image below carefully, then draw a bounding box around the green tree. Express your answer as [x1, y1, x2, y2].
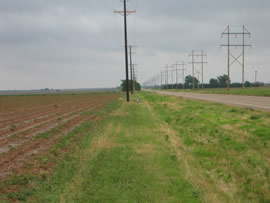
[209, 78, 219, 87]
[245, 81, 251, 87]
[217, 74, 229, 85]
[120, 80, 141, 91]
[185, 75, 199, 88]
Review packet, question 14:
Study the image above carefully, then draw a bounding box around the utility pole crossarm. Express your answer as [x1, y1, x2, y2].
[114, 10, 136, 16]
[221, 32, 251, 35]
[221, 44, 252, 47]
[188, 62, 208, 64]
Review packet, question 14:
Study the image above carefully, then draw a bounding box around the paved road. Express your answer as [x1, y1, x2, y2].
[144, 89, 270, 112]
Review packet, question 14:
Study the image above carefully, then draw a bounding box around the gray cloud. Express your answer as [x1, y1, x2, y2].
[0, 0, 269, 90]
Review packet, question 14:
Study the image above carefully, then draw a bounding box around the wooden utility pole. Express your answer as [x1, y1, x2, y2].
[191, 50, 195, 89]
[123, 0, 129, 101]
[132, 64, 137, 92]
[196, 70, 200, 89]
[255, 70, 258, 83]
[174, 61, 187, 89]
[189, 51, 207, 89]
[160, 71, 163, 86]
[114, 1, 136, 102]
[129, 45, 133, 94]
[174, 61, 180, 89]
[129, 45, 136, 94]
[165, 64, 169, 89]
[178, 62, 187, 89]
[132, 64, 136, 92]
[242, 26, 245, 88]
[200, 51, 207, 88]
[227, 25, 230, 91]
[160, 70, 166, 88]
[169, 65, 174, 88]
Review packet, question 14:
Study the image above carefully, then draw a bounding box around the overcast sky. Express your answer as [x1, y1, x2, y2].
[0, 0, 269, 90]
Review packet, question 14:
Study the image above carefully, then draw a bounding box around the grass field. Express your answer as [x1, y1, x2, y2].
[168, 87, 270, 97]
[1, 91, 270, 202]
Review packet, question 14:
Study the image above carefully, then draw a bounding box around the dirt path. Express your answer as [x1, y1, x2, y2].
[145, 89, 270, 112]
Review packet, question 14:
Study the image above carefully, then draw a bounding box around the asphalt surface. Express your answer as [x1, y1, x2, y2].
[144, 89, 270, 113]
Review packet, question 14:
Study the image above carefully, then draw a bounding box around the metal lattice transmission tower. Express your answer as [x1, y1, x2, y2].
[189, 50, 207, 89]
[114, 0, 136, 102]
[221, 25, 251, 90]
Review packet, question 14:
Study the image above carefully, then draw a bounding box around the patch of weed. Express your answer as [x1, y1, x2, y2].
[81, 110, 93, 116]
[253, 127, 270, 141]
[10, 124, 16, 132]
[193, 148, 215, 158]
[250, 115, 261, 120]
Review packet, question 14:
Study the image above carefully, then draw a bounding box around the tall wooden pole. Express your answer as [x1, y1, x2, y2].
[123, 0, 129, 101]
[129, 45, 133, 94]
[227, 25, 230, 91]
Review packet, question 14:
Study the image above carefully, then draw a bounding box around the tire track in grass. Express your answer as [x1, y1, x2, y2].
[142, 98, 223, 202]
[142, 91, 270, 202]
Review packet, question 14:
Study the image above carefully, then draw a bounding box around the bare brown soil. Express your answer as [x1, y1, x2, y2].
[0, 93, 120, 180]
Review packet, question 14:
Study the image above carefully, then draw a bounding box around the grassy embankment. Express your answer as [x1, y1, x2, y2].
[143, 92, 270, 202]
[1, 91, 270, 202]
[168, 87, 270, 97]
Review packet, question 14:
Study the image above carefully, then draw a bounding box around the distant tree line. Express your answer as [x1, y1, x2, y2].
[157, 74, 264, 89]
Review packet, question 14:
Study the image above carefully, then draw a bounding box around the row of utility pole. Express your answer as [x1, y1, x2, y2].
[143, 61, 186, 89]
[144, 25, 252, 91]
[115, 0, 252, 100]
[143, 50, 207, 90]
[115, 0, 136, 102]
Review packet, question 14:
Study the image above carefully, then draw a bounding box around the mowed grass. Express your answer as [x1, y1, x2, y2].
[143, 91, 270, 202]
[169, 87, 270, 97]
[30, 98, 200, 202]
[1, 91, 270, 202]
[0, 96, 200, 202]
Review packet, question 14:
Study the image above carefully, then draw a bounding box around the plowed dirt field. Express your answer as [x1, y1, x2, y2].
[0, 92, 120, 180]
